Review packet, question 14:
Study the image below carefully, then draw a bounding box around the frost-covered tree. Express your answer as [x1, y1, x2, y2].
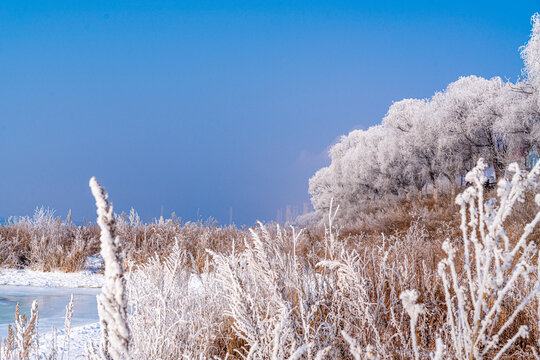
[308, 13, 540, 224]
[309, 129, 377, 222]
[504, 14, 540, 161]
[382, 98, 446, 200]
[309, 126, 397, 223]
[434, 75, 513, 178]
[340, 126, 389, 199]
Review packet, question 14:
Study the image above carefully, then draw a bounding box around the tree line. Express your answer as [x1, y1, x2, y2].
[308, 14, 540, 223]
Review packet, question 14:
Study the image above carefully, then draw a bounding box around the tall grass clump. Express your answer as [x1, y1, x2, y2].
[209, 224, 328, 358]
[126, 242, 226, 358]
[0, 208, 99, 271]
[205, 216, 443, 358]
[0, 208, 244, 273]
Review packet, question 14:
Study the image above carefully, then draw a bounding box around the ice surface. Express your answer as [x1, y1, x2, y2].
[0, 285, 100, 338]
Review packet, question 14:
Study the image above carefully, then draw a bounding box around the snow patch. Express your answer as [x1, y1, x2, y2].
[0, 269, 103, 288]
[39, 322, 101, 359]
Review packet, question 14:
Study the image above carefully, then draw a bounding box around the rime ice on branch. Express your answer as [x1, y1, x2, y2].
[309, 13, 540, 225]
[89, 177, 131, 360]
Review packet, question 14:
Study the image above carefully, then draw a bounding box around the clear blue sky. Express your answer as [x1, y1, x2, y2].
[0, 1, 538, 225]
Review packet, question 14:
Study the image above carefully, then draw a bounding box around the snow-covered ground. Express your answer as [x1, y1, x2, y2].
[0, 269, 103, 288]
[39, 322, 101, 359]
[0, 268, 104, 359]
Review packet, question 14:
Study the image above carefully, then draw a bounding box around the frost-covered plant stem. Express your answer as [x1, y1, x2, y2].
[400, 290, 424, 360]
[11, 300, 38, 359]
[90, 177, 131, 360]
[324, 198, 340, 260]
[439, 159, 540, 359]
[32, 300, 39, 359]
[61, 294, 73, 360]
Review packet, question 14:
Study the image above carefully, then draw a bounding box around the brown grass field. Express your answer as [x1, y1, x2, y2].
[1, 186, 540, 358]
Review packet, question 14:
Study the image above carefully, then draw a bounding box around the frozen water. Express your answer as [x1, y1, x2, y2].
[0, 285, 100, 338]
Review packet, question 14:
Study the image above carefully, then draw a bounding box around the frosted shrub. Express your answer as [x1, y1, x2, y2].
[206, 214, 441, 358]
[113, 210, 242, 269]
[0, 206, 240, 272]
[320, 220, 438, 359]
[127, 242, 226, 359]
[209, 223, 337, 358]
[438, 158, 540, 358]
[0, 207, 95, 271]
[26, 208, 69, 270]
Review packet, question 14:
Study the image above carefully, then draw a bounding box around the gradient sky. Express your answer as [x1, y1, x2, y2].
[0, 1, 538, 225]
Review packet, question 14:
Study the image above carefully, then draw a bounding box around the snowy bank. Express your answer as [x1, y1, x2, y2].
[0, 268, 104, 288]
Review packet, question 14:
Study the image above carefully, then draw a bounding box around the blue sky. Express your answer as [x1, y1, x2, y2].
[0, 1, 538, 225]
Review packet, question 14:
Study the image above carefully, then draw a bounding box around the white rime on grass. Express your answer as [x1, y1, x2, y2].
[126, 242, 226, 359]
[90, 177, 131, 360]
[61, 294, 73, 360]
[400, 290, 425, 360]
[438, 158, 540, 359]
